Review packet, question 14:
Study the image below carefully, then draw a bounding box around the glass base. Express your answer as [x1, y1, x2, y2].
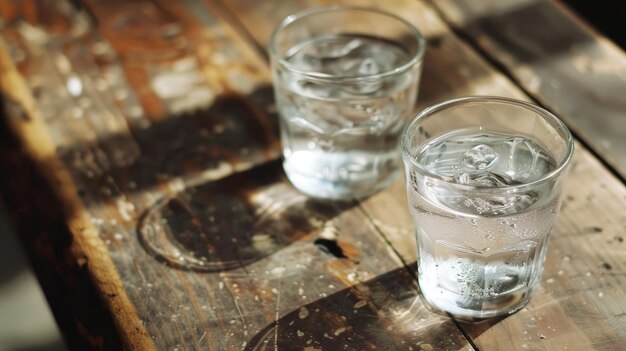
[283, 161, 399, 200]
[418, 282, 534, 321]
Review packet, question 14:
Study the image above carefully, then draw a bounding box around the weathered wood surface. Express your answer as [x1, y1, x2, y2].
[430, 0, 626, 180]
[0, 0, 470, 350]
[0, 0, 625, 350]
[221, 0, 626, 350]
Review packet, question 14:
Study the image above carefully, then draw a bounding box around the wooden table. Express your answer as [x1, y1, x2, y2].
[1, 0, 625, 350]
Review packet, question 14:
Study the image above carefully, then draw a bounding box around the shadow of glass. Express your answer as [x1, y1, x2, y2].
[59, 86, 280, 201]
[455, 314, 508, 341]
[131, 88, 278, 182]
[138, 161, 356, 272]
[244, 265, 468, 350]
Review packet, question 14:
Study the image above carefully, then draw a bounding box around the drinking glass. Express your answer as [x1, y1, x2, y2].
[401, 96, 574, 319]
[269, 7, 425, 200]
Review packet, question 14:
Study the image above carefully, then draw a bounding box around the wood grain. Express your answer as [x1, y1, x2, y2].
[0, 0, 471, 349]
[219, 0, 626, 350]
[430, 0, 626, 180]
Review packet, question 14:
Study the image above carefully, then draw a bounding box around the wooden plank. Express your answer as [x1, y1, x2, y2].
[429, 0, 626, 180]
[219, 0, 626, 350]
[0, 3, 152, 349]
[0, 0, 470, 349]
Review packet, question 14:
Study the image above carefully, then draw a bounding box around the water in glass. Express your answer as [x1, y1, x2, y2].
[408, 128, 559, 318]
[275, 34, 419, 199]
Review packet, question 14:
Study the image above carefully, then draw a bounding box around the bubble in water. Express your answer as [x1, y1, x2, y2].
[463, 144, 498, 170]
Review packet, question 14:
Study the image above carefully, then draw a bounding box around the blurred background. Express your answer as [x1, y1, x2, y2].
[563, 0, 626, 50]
[0, 202, 67, 351]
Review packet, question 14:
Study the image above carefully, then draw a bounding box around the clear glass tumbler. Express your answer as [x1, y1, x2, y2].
[401, 96, 574, 319]
[269, 7, 425, 200]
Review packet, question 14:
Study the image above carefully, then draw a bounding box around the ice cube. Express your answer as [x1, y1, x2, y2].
[287, 97, 359, 135]
[462, 144, 498, 170]
[318, 38, 363, 60]
[299, 53, 322, 71]
[461, 191, 538, 215]
[358, 58, 380, 75]
[289, 116, 326, 134]
[298, 38, 366, 76]
[340, 79, 381, 95]
[454, 171, 517, 187]
[295, 79, 336, 98]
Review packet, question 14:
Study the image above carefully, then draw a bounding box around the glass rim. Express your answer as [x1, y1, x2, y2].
[400, 96, 575, 192]
[268, 6, 426, 82]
